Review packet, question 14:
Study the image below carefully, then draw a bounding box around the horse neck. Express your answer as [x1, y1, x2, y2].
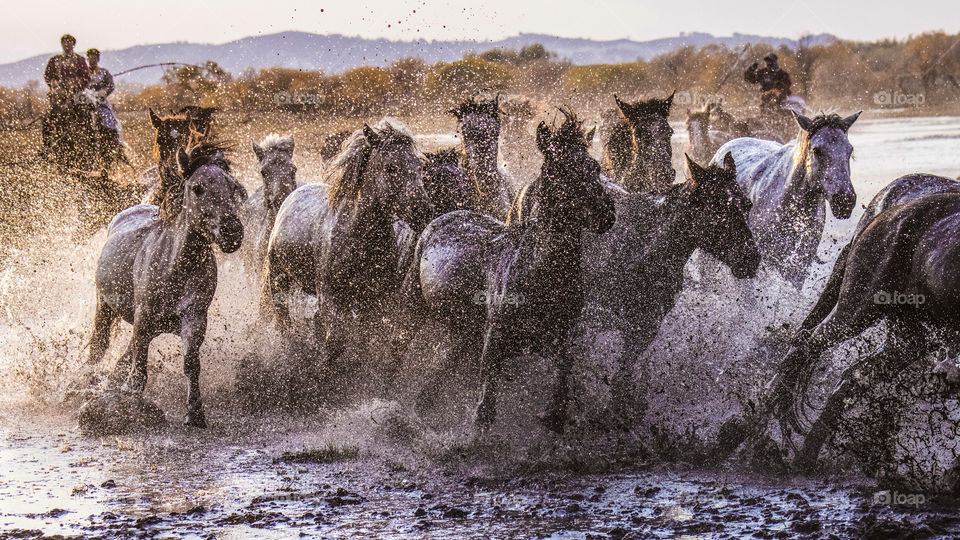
[461, 130, 500, 188]
[642, 191, 700, 274]
[157, 210, 210, 274]
[780, 142, 823, 214]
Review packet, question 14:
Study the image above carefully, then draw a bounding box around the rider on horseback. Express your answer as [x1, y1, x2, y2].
[41, 34, 90, 158]
[85, 48, 126, 167]
[744, 53, 792, 117]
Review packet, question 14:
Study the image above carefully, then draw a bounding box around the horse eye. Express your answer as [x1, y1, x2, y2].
[192, 184, 204, 197]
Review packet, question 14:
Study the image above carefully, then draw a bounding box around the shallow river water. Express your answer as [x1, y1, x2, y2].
[2, 115, 960, 538]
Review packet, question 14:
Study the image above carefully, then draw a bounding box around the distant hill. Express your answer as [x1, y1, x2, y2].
[0, 31, 835, 88]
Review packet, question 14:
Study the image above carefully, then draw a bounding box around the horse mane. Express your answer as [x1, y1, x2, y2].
[792, 113, 848, 170]
[158, 141, 233, 221]
[450, 94, 500, 121]
[424, 147, 461, 167]
[325, 118, 416, 206]
[258, 133, 295, 156]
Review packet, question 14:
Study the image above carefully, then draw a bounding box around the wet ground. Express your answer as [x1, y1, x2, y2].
[3, 115, 960, 538]
[3, 410, 959, 539]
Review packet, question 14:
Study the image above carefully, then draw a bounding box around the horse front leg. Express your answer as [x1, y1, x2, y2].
[181, 314, 208, 428]
[475, 324, 506, 431]
[120, 317, 153, 396]
[793, 319, 928, 472]
[541, 337, 575, 434]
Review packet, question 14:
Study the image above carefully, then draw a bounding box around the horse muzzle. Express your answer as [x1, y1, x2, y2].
[829, 191, 856, 219]
[216, 215, 244, 253]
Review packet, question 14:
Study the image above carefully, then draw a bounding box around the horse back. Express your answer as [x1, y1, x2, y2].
[711, 137, 791, 202]
[267, 183, 329, 292]
[856, 174, 960, 237]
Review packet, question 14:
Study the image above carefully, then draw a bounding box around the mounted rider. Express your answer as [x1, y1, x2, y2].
[85, 48, 126, 166]
[41, 34, 90, 157]
[744, 53, 792, 117]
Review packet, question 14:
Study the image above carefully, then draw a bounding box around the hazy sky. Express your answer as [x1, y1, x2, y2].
[1, 0, 957, 63]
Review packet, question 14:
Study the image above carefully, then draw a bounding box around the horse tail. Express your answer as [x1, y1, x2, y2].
[799, 242, 850, 333]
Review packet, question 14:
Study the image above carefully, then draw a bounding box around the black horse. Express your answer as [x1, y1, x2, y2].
[603, 92, 677, 191]
[421, 148, 473, 215]
[403, 110, 616, 432]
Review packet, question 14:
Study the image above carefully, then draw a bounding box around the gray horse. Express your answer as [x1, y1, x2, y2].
[710, 112, 861, 288]
[263, 119, 434, 363]
[89, 142, 246, 428]
[239, 133, 297, 274]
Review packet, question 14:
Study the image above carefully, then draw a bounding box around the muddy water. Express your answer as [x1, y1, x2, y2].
[2, 116, 960, 538]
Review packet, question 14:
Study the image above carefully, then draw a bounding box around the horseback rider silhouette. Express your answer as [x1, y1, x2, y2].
[85, 48, 127, 169]
[744, 53, 792, 118]
[41, 34, 91, 160]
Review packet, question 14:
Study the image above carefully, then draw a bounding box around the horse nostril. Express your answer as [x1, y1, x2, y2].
[218, 215, 244, 253]
[831, 192, 856, 219]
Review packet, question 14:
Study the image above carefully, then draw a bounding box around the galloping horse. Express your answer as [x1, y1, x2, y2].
[239, 134, 298, 273]
[263, 119, 434, 361]
[448, 95, 514, 220]
[403, 110, 616, 433]
[767, 192, 960, 471]
[603, 92, 677, 191]
[582, 153, 760, 372]
[711, 112, 861, 288]
[89, 142, 246, 427]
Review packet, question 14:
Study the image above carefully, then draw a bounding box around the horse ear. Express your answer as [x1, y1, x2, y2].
[685, 153, 703, 182]
[722, 152, 736, 174]
[176, 147, 190, 174]
[252, 139, 264, 162]
[536, 121, 551, 154]
[362, 124, 380, 145]
[664, 90, 676, 109]
[794, 111, 815, 132]
[840, 111, 862, 131]
[149, 109, 162, 129]
[447, 106, 462, 119]
[614, 94, 630, 116]
[584, 126, 596, 148]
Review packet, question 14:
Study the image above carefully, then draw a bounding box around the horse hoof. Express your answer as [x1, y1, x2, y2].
[184, 409, 207, 428]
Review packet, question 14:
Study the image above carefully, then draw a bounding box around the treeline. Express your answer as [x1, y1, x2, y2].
[2, 33, 959, 123]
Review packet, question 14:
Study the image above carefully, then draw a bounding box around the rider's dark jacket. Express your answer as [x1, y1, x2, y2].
[44, 53, 90, 96]
[744, 65, 792, 107]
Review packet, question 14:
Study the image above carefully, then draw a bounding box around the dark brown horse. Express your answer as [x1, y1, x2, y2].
[403, 110, 615, 433]
[421, 148, 473, 215]
[603, 92, 677, 191]
[764, 191, 960, 471]
[144, 106, 220, 208]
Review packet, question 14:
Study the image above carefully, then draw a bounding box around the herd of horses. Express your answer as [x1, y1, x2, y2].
[80, 93, 960, 473]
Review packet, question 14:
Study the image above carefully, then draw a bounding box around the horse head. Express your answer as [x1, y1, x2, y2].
[534, 109, 615, 235]
[175, 143, 246, 253]
[150, 107, 219, 163]
[614, 92, 677, 187]
[252, 134, 298, 214]
[794, 111, 861, 219]
[449, 94, 501, 155]
[360, 120, 434, 232]
[685, 152, 760, 279]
